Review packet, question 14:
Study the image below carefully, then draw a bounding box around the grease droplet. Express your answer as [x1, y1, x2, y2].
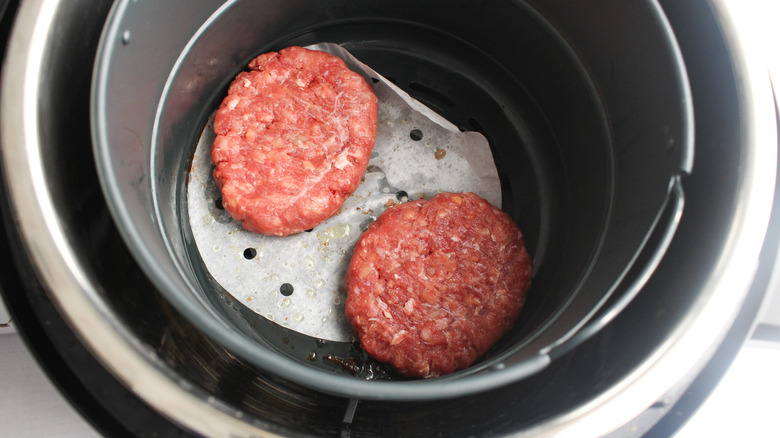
[316, 223, 352, 244]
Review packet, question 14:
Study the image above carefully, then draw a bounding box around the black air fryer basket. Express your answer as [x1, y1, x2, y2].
[91, 0, 692, 400]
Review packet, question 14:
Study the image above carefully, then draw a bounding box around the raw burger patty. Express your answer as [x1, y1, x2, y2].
[345, 192, 533, 378]
[211, 46, 378, 236]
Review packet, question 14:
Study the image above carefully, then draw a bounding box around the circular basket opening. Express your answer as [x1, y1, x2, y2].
[92, 0, 691, 400]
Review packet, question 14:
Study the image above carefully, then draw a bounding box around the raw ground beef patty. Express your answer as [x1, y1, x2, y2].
[345, 192, 533, 378]
[211, 46, 378, 236]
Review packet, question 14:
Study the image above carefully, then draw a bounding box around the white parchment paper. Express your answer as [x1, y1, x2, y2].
[187, 43, 501, 341]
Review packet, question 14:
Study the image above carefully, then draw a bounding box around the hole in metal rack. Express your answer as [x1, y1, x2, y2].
[280, 283, 294, 296]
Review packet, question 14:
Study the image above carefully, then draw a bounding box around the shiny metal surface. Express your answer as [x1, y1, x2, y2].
[1, 0, 776, 436]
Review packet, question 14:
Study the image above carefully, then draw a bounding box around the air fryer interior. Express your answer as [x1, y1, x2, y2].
[92, 0, 691, 398]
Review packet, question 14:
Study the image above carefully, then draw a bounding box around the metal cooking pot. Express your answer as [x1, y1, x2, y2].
[1, 0, 776, 436]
